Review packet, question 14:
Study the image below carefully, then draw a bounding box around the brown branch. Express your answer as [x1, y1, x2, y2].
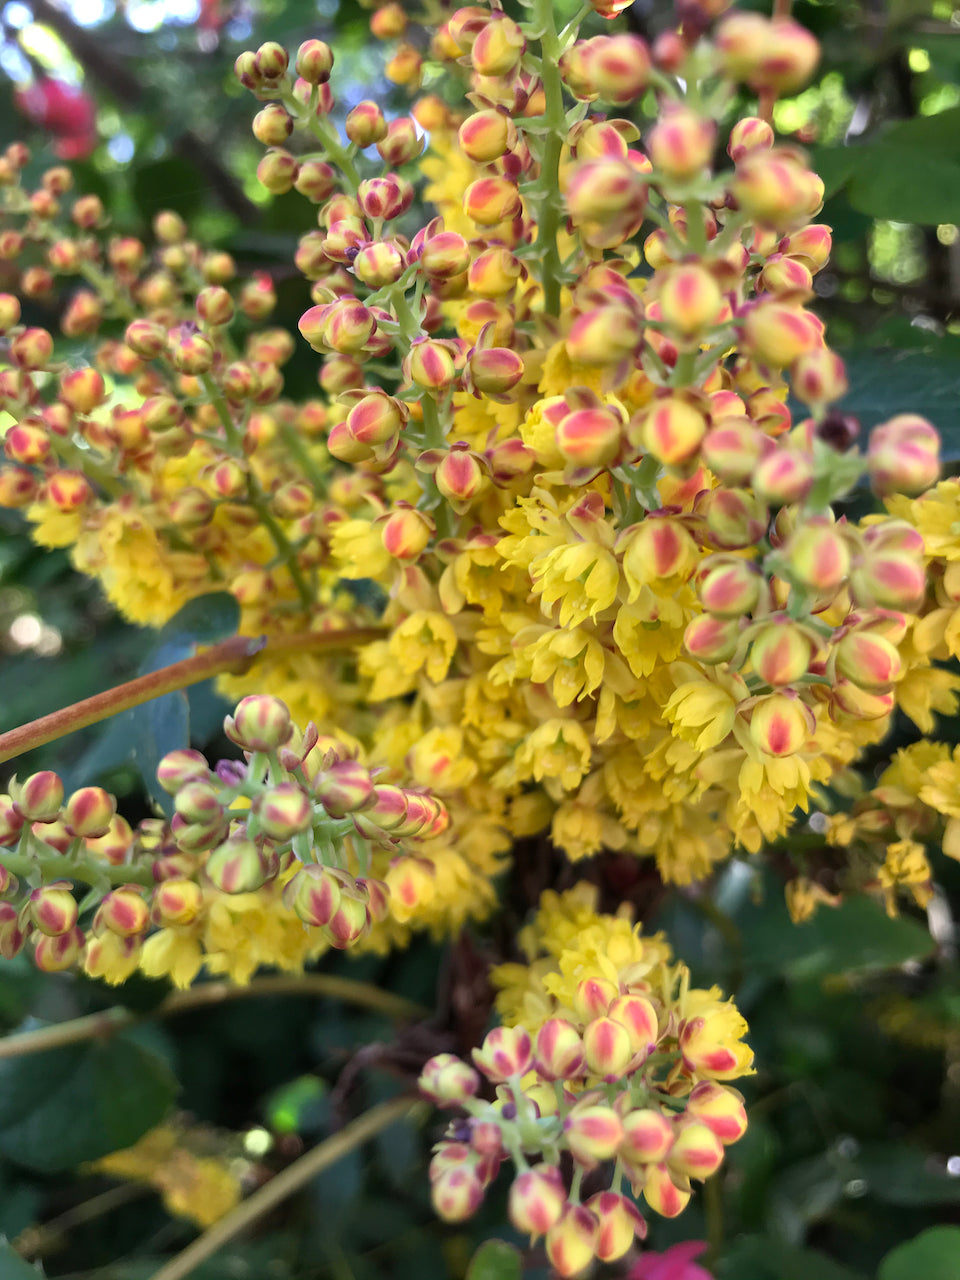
[0, 627, 385, 765]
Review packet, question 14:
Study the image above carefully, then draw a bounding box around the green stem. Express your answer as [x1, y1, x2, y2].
[146, 1098, 415, 1280]
[279, 424, 328, 495]
[0, 838, 154, 889]
[0, 975, 427, 1062]
[533, 0, 567, 318]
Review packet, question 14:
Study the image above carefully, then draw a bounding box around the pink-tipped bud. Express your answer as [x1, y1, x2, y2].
[468, 347, 524, 397]
[647, 106, 715, 180]
[376, 117, 424, 166]
[405, 339, 459, 392]
[868, 414, 940, 496]
[748, 692, 813, 757]
[0, 902, 27, 960]
[546, 1204, 601, 1278]
[535, 1018, 586, 1081]
[786, 519, 850, 593]
[668, 1122, 724, 1179]
[295, 38, 332, 83]
[750, 620, 815, 686]
[420, 230, 471, 281]
[34, 926, 84, 973]
[586, 33, 652, 103]
[586, 1191, 647, 1262]
[63, 786, 116, 838]
[659, 264, 724, 338]
[46, 470, 93, 513]
[463, 176, 522, 227]
[698, 559, 761, 618]
[14, 771, 64, 822]
[173, 781, 223, 825]
[620, 1108, 675, 1164]
[472, 1025, 533, 1082]
[324, 875, 371, 948]
[96, 888, 150, 938]
[252, 103, 293, 147]
[345, 100, 387, 146]
[566, 304, 641, 365]
[431, 1164, 484, 1223]
[284, 864, 342, 927]
[30, 883, 79, 936]
[792, 346, 848, 406]
[258, 782, 312, 839]
[574, 976, 618, 1022]
[0, 795, 25, 846]
[741, 301, 820, 368]
[684, 614, 741, 663]
[435, 450, 485, 508]
[686, 1081, 748, 1144]
[556, 406, 623, 469]
[459, 108, 516, 162]
[206, 836, 270, 894]
[0, 293, 21, 333]
[608, 993, 659, 1057]
[753, 447, 815, 505]
[727, 116, 774, 162]
[382, 507, 432, 561]
[703, 489, 769, 551]
[470, 13, 525, 76]
[152, 878, 204, 927]
[564, 1102, 624, 1166]
[583, 1016, 634, 1080]
[10, 327, 54, 370]
[642, 1163, 691, 1218]
[316, 760, 374, 817]
[639, 397, 708, 467]
[701, 418, 771, 485]
[834, 629, 901, 692]
[419, 1052, 481, 1105]
[224, 695, 293, 752]
[509, 1165, 567, 1237]
[157, 749, 210, 795]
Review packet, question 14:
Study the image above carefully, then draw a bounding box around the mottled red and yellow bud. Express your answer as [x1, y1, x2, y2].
[0, 902, 27, 960]
[714, 11, 769, 81]
[295, 37, 332, 83]
[753, 18, 820, 91]
[370, 1, 407, 38]
[21, 267, 55, 298]
[382, 507, 433, 561]
[669, 1122, 725, 1180]
[47, 238, 80, 273]
[252, 103, 293, 147]
[834, 629, 901, 692]
[546, 1203, 600, 1278]
[468, 346, 524, 397]
[384, 855, 435, 924]
[239, 271, 277, 320]
[0, 795, 25, 847]
[376, 116, 424, 166]
[355, 241, 406, 288]
[470, 14, 525, 76]
[467, 247, 520, 300]
[343, 101, 386, 149]
[507, 1164, 566, 1237]
[851, 551, 925, 613]
[96, 887, 150, 938]
[608, 993, 659, 1058]
[641, 1163, 691, 1218]
[698, 560, 761, 618]
[325, 876, 371, 948]
[418, 1052, 480, 1106]
[556, 406, 623, 469]
[686, 1081, 748, 1143]
[564, 1102, 624, 1166]
[587, 1191, 646, 1262]
[346, 390, 405, 452]
[757, 253, 814, 299]
[34, 818, 72, 855]
[574, 976, 618, 1022]
[205, 836, 269, 894]
[0, 466, 38, 509]
[34, 926, 84, 973]
[31, 883, 79, 936]
[157, 749, 210, 795]
[63, 786, 116, 838]
[328, 298, 379, 356]
[684, 614, 741, 664]
[565, 304, 641, 366]
[170, 330, 215, 375]
[385, 42, 422, 87]
[123, 319, 165, 360]
[431, 1164, 484, 1223]
[11, 327, 54, 370]
[867, 414, 940, 496]
[434, 449, 485, 508]
[535, 1018, 586, 1081]
[639, 397, 707, 467]
[281, 864, 341, 928]
[581, 1016, 631, 1079]
[367, 785, 409, 831]
[258, 782, 312, 840]
[463, 175, 522, 227]
[472, 1025, 533, 1082]
[419, 230, 470, 282]
[567, 157, 647, 224]
[781, 223, 832, 270]
[620, 1107, 675, 1164]
[701, 418, 770, 485]
[787, 519, 851, 593]
[83, 814, 133, 867]
[151, 878, 203, 927]
[751, 448, 814, 506]
[4, 424, 50, 466]
[459, 108, 516, 162]
[658, 264, 724, 338]
[405, 338, 459, 392]
[254, 39, 289, 82]
[791, 346, 848, 408]
[727, 115, 774, 161]
[0, 293, 20, 333]
[750, 620, 814, 686]
[174, 781, 224, 828]
[748, 692, 813, 757]
[741, 301, 820, 368]
[648, 106, 715, 179]
[356, 876, 389, 923]
[733, 150, 822, 230]
[315, 760, 374, 817]
[586, 33, 651, 103]
[358, 174, 413, 221]
[14, 771, 64, 822]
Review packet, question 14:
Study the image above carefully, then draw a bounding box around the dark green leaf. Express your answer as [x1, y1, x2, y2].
[0, 1030, 177, 1172]
[836, 347, 960, 438]
[719, 1235, 868, 1280]
[855, 1143, 960, 1206]
[847, 149, 960, 224]
[467, 1240, 523, 1280]
[879, 1227, 960, 1280]
[131, 157, 209, 221]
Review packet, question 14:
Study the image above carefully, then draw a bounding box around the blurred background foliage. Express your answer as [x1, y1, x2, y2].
[1, 0, 960, 1277]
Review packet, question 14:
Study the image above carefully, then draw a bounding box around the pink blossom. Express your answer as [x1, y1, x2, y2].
[628, 1241, 714, 1280]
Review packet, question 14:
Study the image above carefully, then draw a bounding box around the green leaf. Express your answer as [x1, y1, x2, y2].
[836, 347, 960, 439]
[467, 1240, 523, 1280]
[0, 1030, 177, 1172]
[847, 149, 960, 224]
[0, 1240, 44, 1278]
[854, 1143, 960, 1206]
[719, 1235, 867, 1280]
[879, 1227, 960, 1280]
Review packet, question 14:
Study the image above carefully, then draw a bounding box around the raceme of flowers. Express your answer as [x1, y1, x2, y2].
[0, 0, 957, 1257]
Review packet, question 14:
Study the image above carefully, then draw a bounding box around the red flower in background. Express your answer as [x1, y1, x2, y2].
[14, 78, 97, 160]
[629, 1242, 715, 1280]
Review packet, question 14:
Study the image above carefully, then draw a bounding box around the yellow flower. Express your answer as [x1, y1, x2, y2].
[140, 926, 205, 990]
[876, 839, 933, 915]
[508, 718, 593, 792]
[330, 518, 393, 580]
[664, 666, 745, 752]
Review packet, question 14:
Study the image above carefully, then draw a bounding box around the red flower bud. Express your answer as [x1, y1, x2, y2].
[31, 883, 79, 936]
[284, 863, 342, 927]
[686, 1081, 748, 1144]
[668, 1121, 724, 1179]
[648, 106, 715, 180]
[535, 1018, 586, 1081]
[206, 836, 271, 894]
[255, 40, 289, 83]
[252, 103, 293, 147]
[564, 1101, 624, 1165]
[748, 692, 814, 756]
[419, 1052, 481, 1105]
[472, 1025, 533, 1082]
[96, 887, 150, 937]
[152, 878, 204, 926]
[786, 519, 850, 593]
[459, 108, 516, 162]
[639, 397, 707, 467]
[345, 100, 386, 146]
[585, 33, 651, 104]
[11, 327, 54, 371]
[620, 1107, 675, 1164]
[684, 614, 742, 663]
[583, 1016, 634, 1079]
[15, 771, 64, 822]
[727, 115, 775, 161]
[546, 1204, 601, 1278]
[376, 117, 424, 166]
[64, 786, 116, 838]
[659, 264, 724, 338]
[750, 619, 815, 686]
[0, 293, 21, 333]
[834, 629, 901, 692]
[463, 175, 522, 227]
[470, 14, 525, 77]
[868, 414, 940, 496]
[509, 1165, 567, 1237]
[258, 782, 312, 839]
[34, 926, 84, 973]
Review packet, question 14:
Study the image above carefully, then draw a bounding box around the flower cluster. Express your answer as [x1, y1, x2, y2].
[419, 886, 751, 1274]
[0, 695, 450, 986]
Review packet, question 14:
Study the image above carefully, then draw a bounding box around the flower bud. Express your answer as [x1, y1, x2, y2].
[608, 993, 659, 1057]
[728, 115, 775, 162]
[435, 449, 485, 508]
[786, 520, 850, 593]
[419, 1053, 481, 1105]
[459, 108, 516, 162]
[84, 814, 134, 865]
[316, 760, 375, 816]
[564, 1102, 624, 1165]
[684, 614, 741, 663]
[0, 293, 21, 333]
[834, 629, 901, 692]
[698, 559, 761, 617]
[259, 782, 312, 839]
[639, 397, 708, 467]
[587, 1191, 647, 1262]
[11, 327, 54, 370]
[345, 100, 386, 146]
[96, 888, 150, 938]
[733, 150, 822, 230]
[420, 230, 471, 281]
[463, 176, 522, 227]
[174, 781, 224, 826]
[31, 883, 79, 936]
[4, 424, 50, 467]
[648, 106, 715, 179]
[206, 836, 270, 894]
[170, 330, 215, 375]
[252, 103, 293, 146]
[583, 1016, 634, 1080]
[0, 902, 27, 959]
[0, 795, 25, 846]
[34, 926, 84, 973]
[750, 620, 814, 686]
[753, 447, 815, 506]
[620, 1107, 675, 1164]
[642, 1163, 691, 1218]
[152, 878, 204, 926]
[376, 117, 424, 166]
[867, 414, 940, 496]
[284, 864, 342, 927]
[431, 1164, 484, 1223]
[471, 14, 525, 77]
[574, 976, 618, 1022]
[509, 1165, 567, 1237]
[64, 786, 116, 838]
[659, 264, 724, 338]
[566, 304, 642, 365]
[586, 33, 651, 103]
[535, 1018, 586, 1081]
[472, 1025, 533, 1082]
[325, 875, 371, 948]
[546, 1204, 601, 1278]
[406, 339, 459, 392]
[748, 692, 813, 756]
[686, 1081, 748, 1144]
[468, 346, 524, 397]
[668, 1122, 724, 1179]
[157, 748, 211, 794]
[295, 38, 332, 83]
[15, 771, 64, 822]
[0, 467, 38, 508]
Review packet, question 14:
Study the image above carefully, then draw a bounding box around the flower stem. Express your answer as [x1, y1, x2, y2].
[533, 0, 568, 318]
[0, 628, 384, 765]
[146, 1097, 415, 1280]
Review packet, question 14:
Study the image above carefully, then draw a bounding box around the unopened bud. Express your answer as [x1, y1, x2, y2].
[345, 100, 386, 146]
[419, 1053, 481, 1105]
[463, 176, 522, 227]
[225, 695, 293, 752]
[868, 414, 940, 496]
[31, 883, 79, 936]
[472, 1025, 532, 1082]
[509, 1166, 567, 1237]
[64, 786, 116, 838]
[535, 1018, 586, 1081]
[259, 782, 312, 839]
[748, 692, 813, 756]
[563, 1102, 624, 1165]
[546, 1204, 601, 1278]
[15, 771, 64, 822]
